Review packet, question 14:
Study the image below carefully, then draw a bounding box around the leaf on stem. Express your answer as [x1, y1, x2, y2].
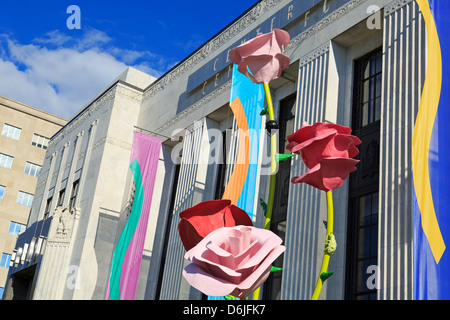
[270, 266, 283, 272]
[275, 153, 294, 163]
[320, 272, 334, 282]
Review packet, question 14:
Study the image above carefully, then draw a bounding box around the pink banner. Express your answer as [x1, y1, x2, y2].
[107, 131, 161, 300]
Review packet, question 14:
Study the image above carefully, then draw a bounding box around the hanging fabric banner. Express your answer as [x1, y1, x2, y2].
[106, 131, 162, 300]
[413, 0, 450, 299]
[221, 63, 265, 219]
[208, 64, 265, 301]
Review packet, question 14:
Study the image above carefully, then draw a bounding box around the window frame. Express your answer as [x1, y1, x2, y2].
[24, 162, 42, 178]
[2, 123, 21, 140]
[0, 253, 12, 268]
[8, 221, 26, 236]
[31, 133, 50, 149]
[0, 153, 14, 169]
[0, 185, 5, 199]
[16, 191, 34, 207]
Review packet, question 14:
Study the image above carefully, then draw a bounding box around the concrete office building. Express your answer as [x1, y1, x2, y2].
[5, 0, 424, 300]
[0, 96, 66, 298]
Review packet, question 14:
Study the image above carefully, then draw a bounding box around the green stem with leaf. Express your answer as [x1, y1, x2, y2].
[263, 83, 277, 230]
[311, 191, 336, 300]
[251, 83, 278, 301]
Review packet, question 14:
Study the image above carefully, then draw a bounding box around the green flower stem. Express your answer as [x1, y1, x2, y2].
[252, 83, 277, 301]
[263, 83, 277, 230]
[311, 191, 334, 300]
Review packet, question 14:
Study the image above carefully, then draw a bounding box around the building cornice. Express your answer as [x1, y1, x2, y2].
[142, 0, 284, 103]
[0, 95, 67, 126]
[48, 81, 143, 148]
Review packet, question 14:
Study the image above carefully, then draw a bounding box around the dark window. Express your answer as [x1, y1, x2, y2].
[155, 163, 181, 300]
[69, 180, 79, 210]
[352, 48, 383, 130]
[214, 130, 228, 200]
[57, 189, 65, 207]
[346, 48, 382, 300]
[44, 197, 52, 219]
[263, 93, 296, 300]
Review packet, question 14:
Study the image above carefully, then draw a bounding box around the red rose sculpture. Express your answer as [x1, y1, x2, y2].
[178, 199, 253, 251]
[229, 28, 290, 84]
[183, 226, 285, 299]
[286, 121, 362, 191]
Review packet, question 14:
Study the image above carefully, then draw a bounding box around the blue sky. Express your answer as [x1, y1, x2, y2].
[0, 0, 258, 119]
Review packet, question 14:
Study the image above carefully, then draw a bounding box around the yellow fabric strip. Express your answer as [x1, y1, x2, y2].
[413, 0, 445, 263]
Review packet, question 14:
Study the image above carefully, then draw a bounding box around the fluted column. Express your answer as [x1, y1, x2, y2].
[159, 119, 215, 300]
[378, 0, 425, 300]
[281, 42, 331, 300]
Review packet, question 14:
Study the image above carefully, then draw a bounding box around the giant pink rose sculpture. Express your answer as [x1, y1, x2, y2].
[182, 226, 285, 299]
[229, 28, 290, 84]
[287, 121, 362, 192]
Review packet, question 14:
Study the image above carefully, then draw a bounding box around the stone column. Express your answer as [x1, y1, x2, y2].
[159, 118, 221, 300]
[378, 0, 425, 300]
[281, 42, 333, 300]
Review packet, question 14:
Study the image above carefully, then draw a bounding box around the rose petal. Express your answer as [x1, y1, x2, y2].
[272, 29, 290, 52]
[227, 227, 252, 256]
[179, 199, 231, 240]
[229, 29, 290, 64]
[237, 60, 257, 83]
[191, 256, 241, 284]
[333, 134, 362, 158]
[178, 219, 204, 252]
[183, 263, 237, 297]
[178, 199, 252, 251]
[289, 130, 336, 168]
[203, 241, 235, 267]
[224, 205, 253, 228]
[179, 199, 231, 219]
[236, 245, 286, 298]
[236, 228, 283, 270]
[287, 122, 352, 147]
[229, 32, 275, 64]
[242, 53, 290, 84]
[320, 157, 359, 190]
[291, 157, 359, 191]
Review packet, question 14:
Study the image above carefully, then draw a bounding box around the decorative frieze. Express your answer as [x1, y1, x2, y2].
[299, 42, 331, 67]
[384, 0, 414, 16]
[142, 0, 284, 103]
[49, 83, 142, 147]
[155, 81, 232, 133]
[286, 0, 368, 52]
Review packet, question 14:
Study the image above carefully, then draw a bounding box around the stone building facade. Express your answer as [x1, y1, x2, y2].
[5, 0, 424, 300]
[0, 96, 66, 298]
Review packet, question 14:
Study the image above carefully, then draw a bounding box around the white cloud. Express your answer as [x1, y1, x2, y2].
[0, 29, 168, 119]
[33, 30, 72, 46]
